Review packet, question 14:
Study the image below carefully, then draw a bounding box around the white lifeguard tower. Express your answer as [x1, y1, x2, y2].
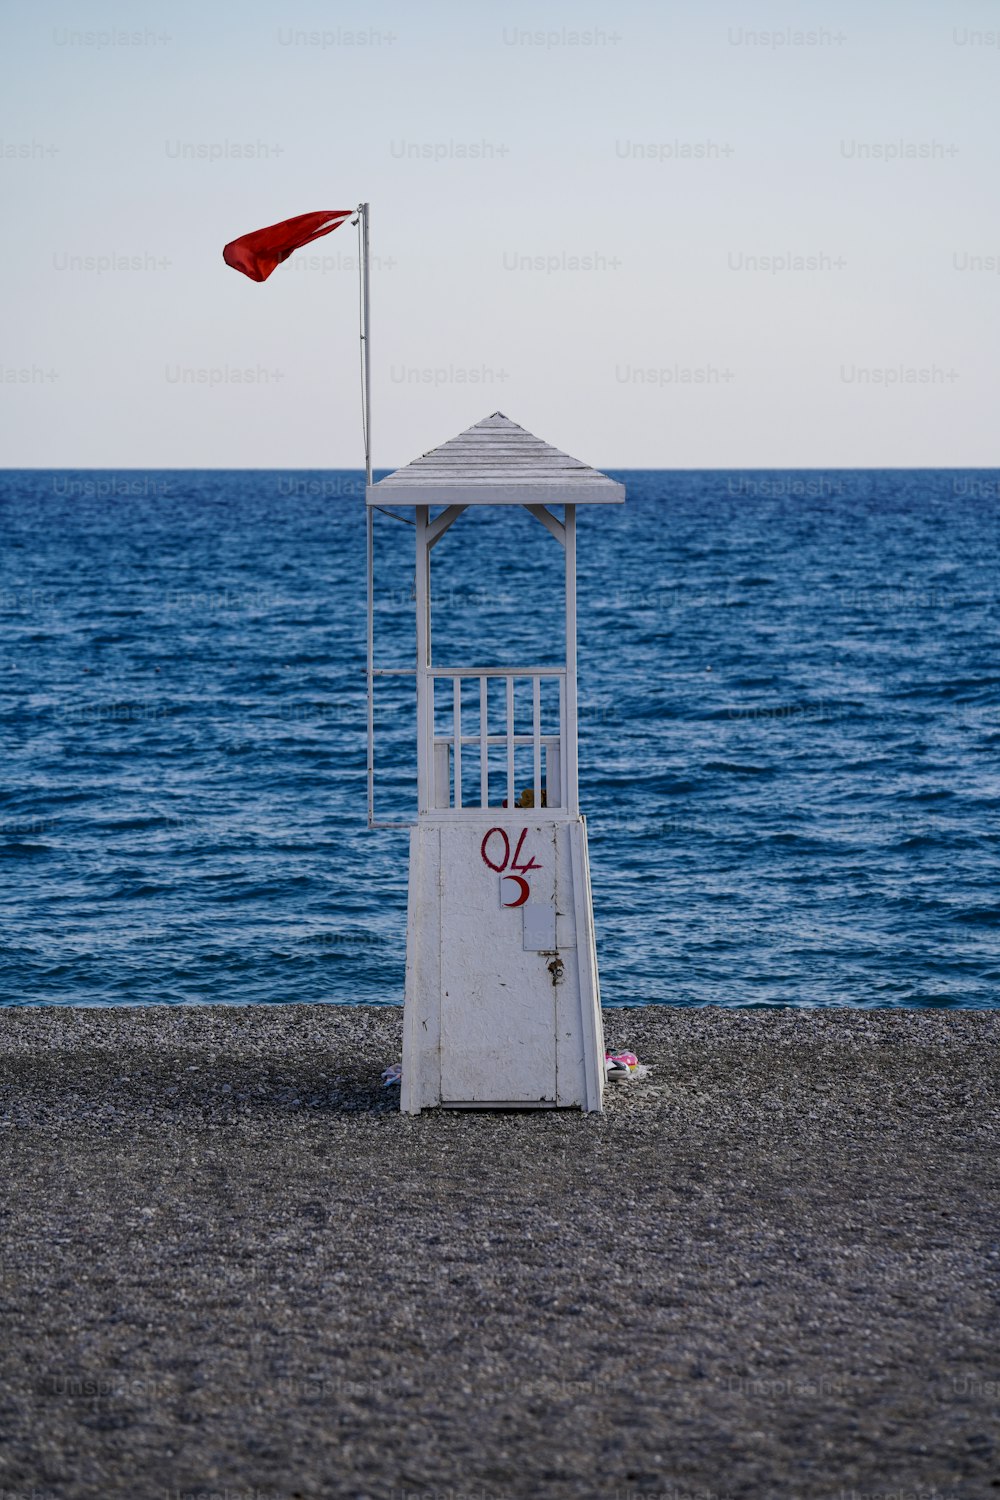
[366, 412, 624, 1113]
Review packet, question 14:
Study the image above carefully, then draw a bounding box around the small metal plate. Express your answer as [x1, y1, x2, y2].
[523, 901, 557, 952]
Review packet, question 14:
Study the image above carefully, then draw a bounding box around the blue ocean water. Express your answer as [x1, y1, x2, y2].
[1, 469, 998, 1009]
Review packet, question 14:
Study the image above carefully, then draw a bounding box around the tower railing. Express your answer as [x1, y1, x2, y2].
[425, 667, 568, 815]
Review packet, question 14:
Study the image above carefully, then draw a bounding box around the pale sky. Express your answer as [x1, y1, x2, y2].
[1, 0, 998, 468]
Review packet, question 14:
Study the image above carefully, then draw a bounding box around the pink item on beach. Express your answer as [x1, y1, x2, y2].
[605, 1049, 648, 1081]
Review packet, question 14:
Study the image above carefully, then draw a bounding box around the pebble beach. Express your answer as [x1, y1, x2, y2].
[1, 1003, 998, 1500]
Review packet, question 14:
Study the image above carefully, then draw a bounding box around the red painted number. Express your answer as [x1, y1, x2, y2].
[480, 826, 542, 874]
[510, 828, 541, 874]
[480, 828, 510, 872]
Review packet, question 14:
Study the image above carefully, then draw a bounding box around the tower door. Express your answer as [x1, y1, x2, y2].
[439, 823, 558, 1105]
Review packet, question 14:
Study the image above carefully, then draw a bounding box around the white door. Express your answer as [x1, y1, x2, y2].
[439, 823, 558, 1104]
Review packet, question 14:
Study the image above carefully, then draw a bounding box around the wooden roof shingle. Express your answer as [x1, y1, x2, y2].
[366, 413, 624, 505]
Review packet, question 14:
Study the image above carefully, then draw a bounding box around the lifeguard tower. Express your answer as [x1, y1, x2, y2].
[366, 413, 624, 1113]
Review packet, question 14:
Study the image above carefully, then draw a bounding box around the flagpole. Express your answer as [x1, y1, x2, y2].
[361, 202, 375, 826]
[361, 201, 372, 487]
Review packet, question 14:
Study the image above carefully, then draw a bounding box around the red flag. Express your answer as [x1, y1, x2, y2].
[223, 209, 352, 282]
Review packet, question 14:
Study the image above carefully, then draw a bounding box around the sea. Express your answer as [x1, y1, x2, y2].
[1, 468, 998, 1009]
